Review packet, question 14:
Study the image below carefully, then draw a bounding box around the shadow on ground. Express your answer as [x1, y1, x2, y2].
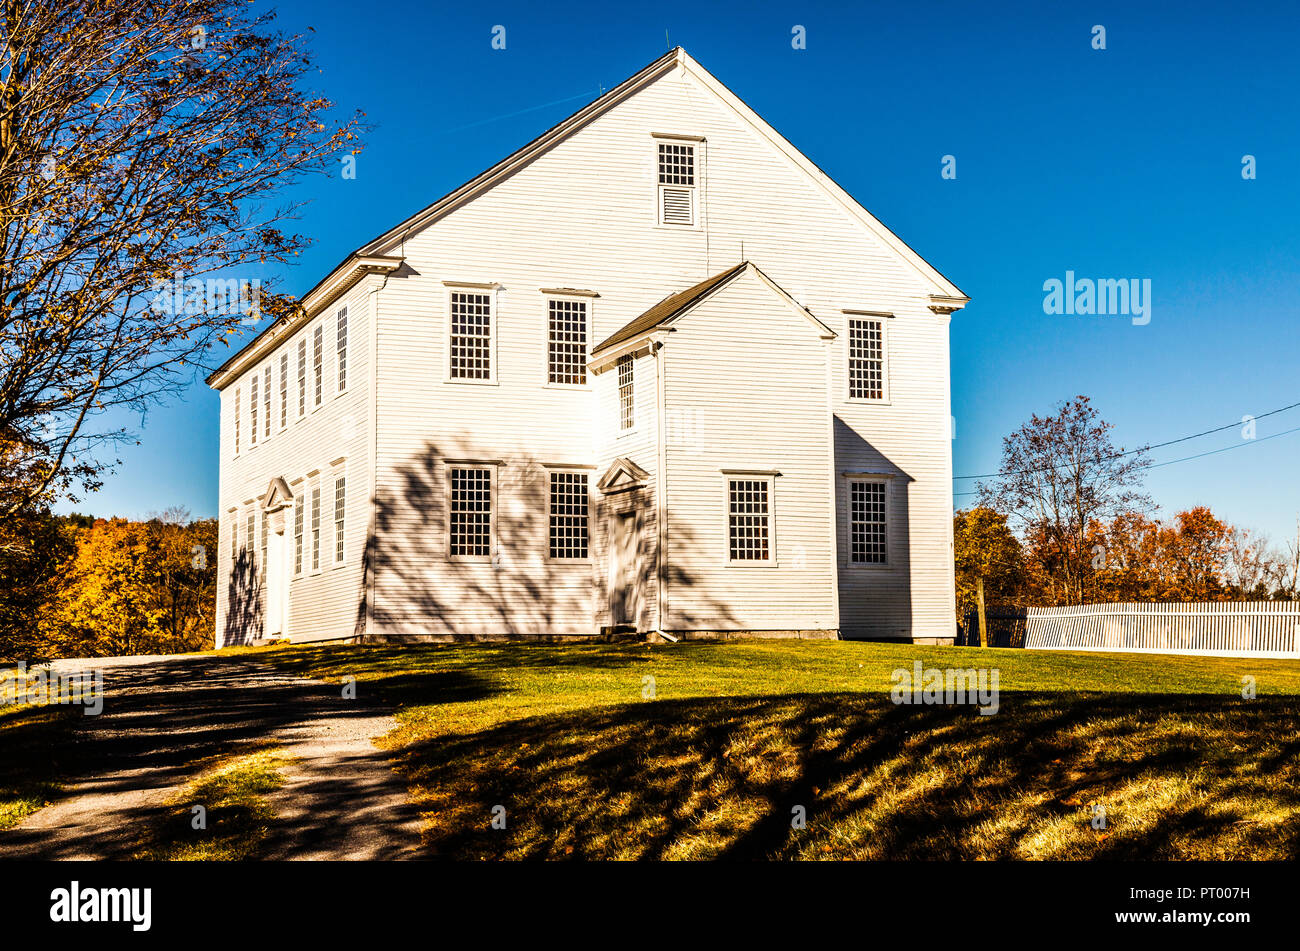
[392, 691, 1300, 860]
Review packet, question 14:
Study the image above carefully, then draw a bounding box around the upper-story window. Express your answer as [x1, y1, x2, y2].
[233, 385, 241, 455]
[262, 366, 271, 440]
[657, 140, 696, 226]
[449, 291, 493, 381]
[296, 339, 307, 417]
[547, 298, 587, 385]
[617, 355, 635, 431]
[249, 374, 258, 446]
[279, 353, 289, 429]
[336, 307, 349, 393]
[312, 325, 324, 408]
[848, 316, 887, 401]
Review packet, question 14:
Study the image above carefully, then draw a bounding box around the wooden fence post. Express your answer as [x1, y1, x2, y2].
[977, 576, 988, 648]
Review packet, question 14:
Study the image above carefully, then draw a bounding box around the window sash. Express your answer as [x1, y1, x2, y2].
[547, 299, 587, 385]
[849, 480, 887, 564]
[310, 485, 321, 570]
[297, 339, 307, 417]
[249, 375, 258, 445]
[727, 478, 771, 562]
[294, 497, 304, 574]
[848, 317, 885, 400]
[262, 367, 271, 438]
[334, 476, 346, 563]
[336, 308, 349, 392]
[617, 355, 634, 431]
[312, 325, 324, 407]
[548, 471, 589, 559]
[449, 292, 492, 380]
[448, 467, 492, 557]
[279, 354, 289, 429]
[234, 386, 241, 454]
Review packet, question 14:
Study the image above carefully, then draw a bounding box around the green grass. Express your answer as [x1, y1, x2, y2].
[0, 704, 76, 830]
[132, 749, 288, 861]
[246, 639, 1300, 859]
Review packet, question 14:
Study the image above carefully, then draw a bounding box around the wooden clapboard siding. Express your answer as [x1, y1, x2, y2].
[659, 268, 836, 631]
[214, 277, 374, 645]
[1024, 601, 1300, 658]
[212, 50, 964, 643]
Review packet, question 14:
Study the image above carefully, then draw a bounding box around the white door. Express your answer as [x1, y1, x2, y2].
[608, 512, 638, 626]
[266, 522, 286, 636]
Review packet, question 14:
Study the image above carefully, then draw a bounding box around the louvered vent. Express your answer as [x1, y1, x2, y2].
[660, 186, 693, 226]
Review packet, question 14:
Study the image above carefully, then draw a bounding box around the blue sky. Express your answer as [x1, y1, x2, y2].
[78, 0, 1300, 548]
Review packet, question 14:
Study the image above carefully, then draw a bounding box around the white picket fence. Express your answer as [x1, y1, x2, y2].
[1023, 601, 1300, 658]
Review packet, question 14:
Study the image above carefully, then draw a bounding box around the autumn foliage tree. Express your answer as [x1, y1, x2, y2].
[0, 0, 363, 514]
[979, 396, 1150, 604]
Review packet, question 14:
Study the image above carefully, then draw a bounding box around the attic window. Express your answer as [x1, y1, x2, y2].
[657, 141, 695, 226]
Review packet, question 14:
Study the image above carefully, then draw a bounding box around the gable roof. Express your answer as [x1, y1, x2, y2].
[208, 46, 966, 390]
[592, 261, 835, 356]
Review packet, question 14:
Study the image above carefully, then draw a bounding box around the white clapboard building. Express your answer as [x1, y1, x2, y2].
[208, 48, 969, 647]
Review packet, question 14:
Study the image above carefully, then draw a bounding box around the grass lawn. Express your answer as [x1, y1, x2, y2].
[132, 748, 289, 861]
[249, 639, 1300, 860]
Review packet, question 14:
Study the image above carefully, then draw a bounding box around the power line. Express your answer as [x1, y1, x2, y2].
[954, 422, 1300, 498]
[953, 399, 1300, 482]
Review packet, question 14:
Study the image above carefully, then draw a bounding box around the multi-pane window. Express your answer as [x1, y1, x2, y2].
[230, 514, 238, 565]
[293, 496, 304, 574]
[279, 354, 289, 429]
[617, 355, 634, 430]
[336, 308, 349, 393]
[245, 513, 255, 571]
[848, 317, 885, 400]
[297, 339, 307, 417]
[262, 366, 271, 439]
[233, 386, 241, 454]
[312, 325, 324, 407]
[449, 292, 492, 380]
[727, 479, 771, 562]
[548, 472, 589, 559]
[849, 480, 887, 564]
[310, 484, 321, 571]
[334, 476, 346, 564]
[260, 511, 268, 580]
[657, 141, 695, 226]
[547, 299, 587, 385]
[249, 375, 258, 445]
[449, 467, 492, 557]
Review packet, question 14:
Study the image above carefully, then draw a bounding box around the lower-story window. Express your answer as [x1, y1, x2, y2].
[727, 477, 771, 562]
[449, 466, 492, 558]
[849, 480, 887, 564]
[548, 471, 589, 559]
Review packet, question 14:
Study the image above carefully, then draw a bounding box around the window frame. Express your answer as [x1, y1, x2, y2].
[842, 473, 892, 568]
[545, 467, 592, 563]
[333, 471, 347, 566]
[544, 295, 590, 388]
[336, 306, 349, 395]
[262, 365, 272, 441]
[722, 471, 778, 567]
[312, 324, 324, 409]
[445, 463, 497, 562]
[444, 284, 499, 385]
[845, 312, 890, 404]
[279, 353, 289, 430]
[233, 385, 241, 456]
[296, 338, 308, 419]
[309, 479, 322, 573]
[292, 490, 305, 577]
[616, 354, 636, 434]
[652, 134, 703, 229]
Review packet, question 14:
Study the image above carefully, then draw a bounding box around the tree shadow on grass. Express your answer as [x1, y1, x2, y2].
[395, 691, 1300, 861]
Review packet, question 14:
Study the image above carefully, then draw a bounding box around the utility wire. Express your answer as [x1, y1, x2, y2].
[953, 422, 1300, 498]
[953, 399, 1300, 482]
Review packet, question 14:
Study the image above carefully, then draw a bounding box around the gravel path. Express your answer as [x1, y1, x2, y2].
[1, 653, 425, 860]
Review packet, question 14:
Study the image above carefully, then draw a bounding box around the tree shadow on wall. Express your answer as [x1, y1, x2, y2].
[222, 549, 263, 647]
[358, 439, 739, 639]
